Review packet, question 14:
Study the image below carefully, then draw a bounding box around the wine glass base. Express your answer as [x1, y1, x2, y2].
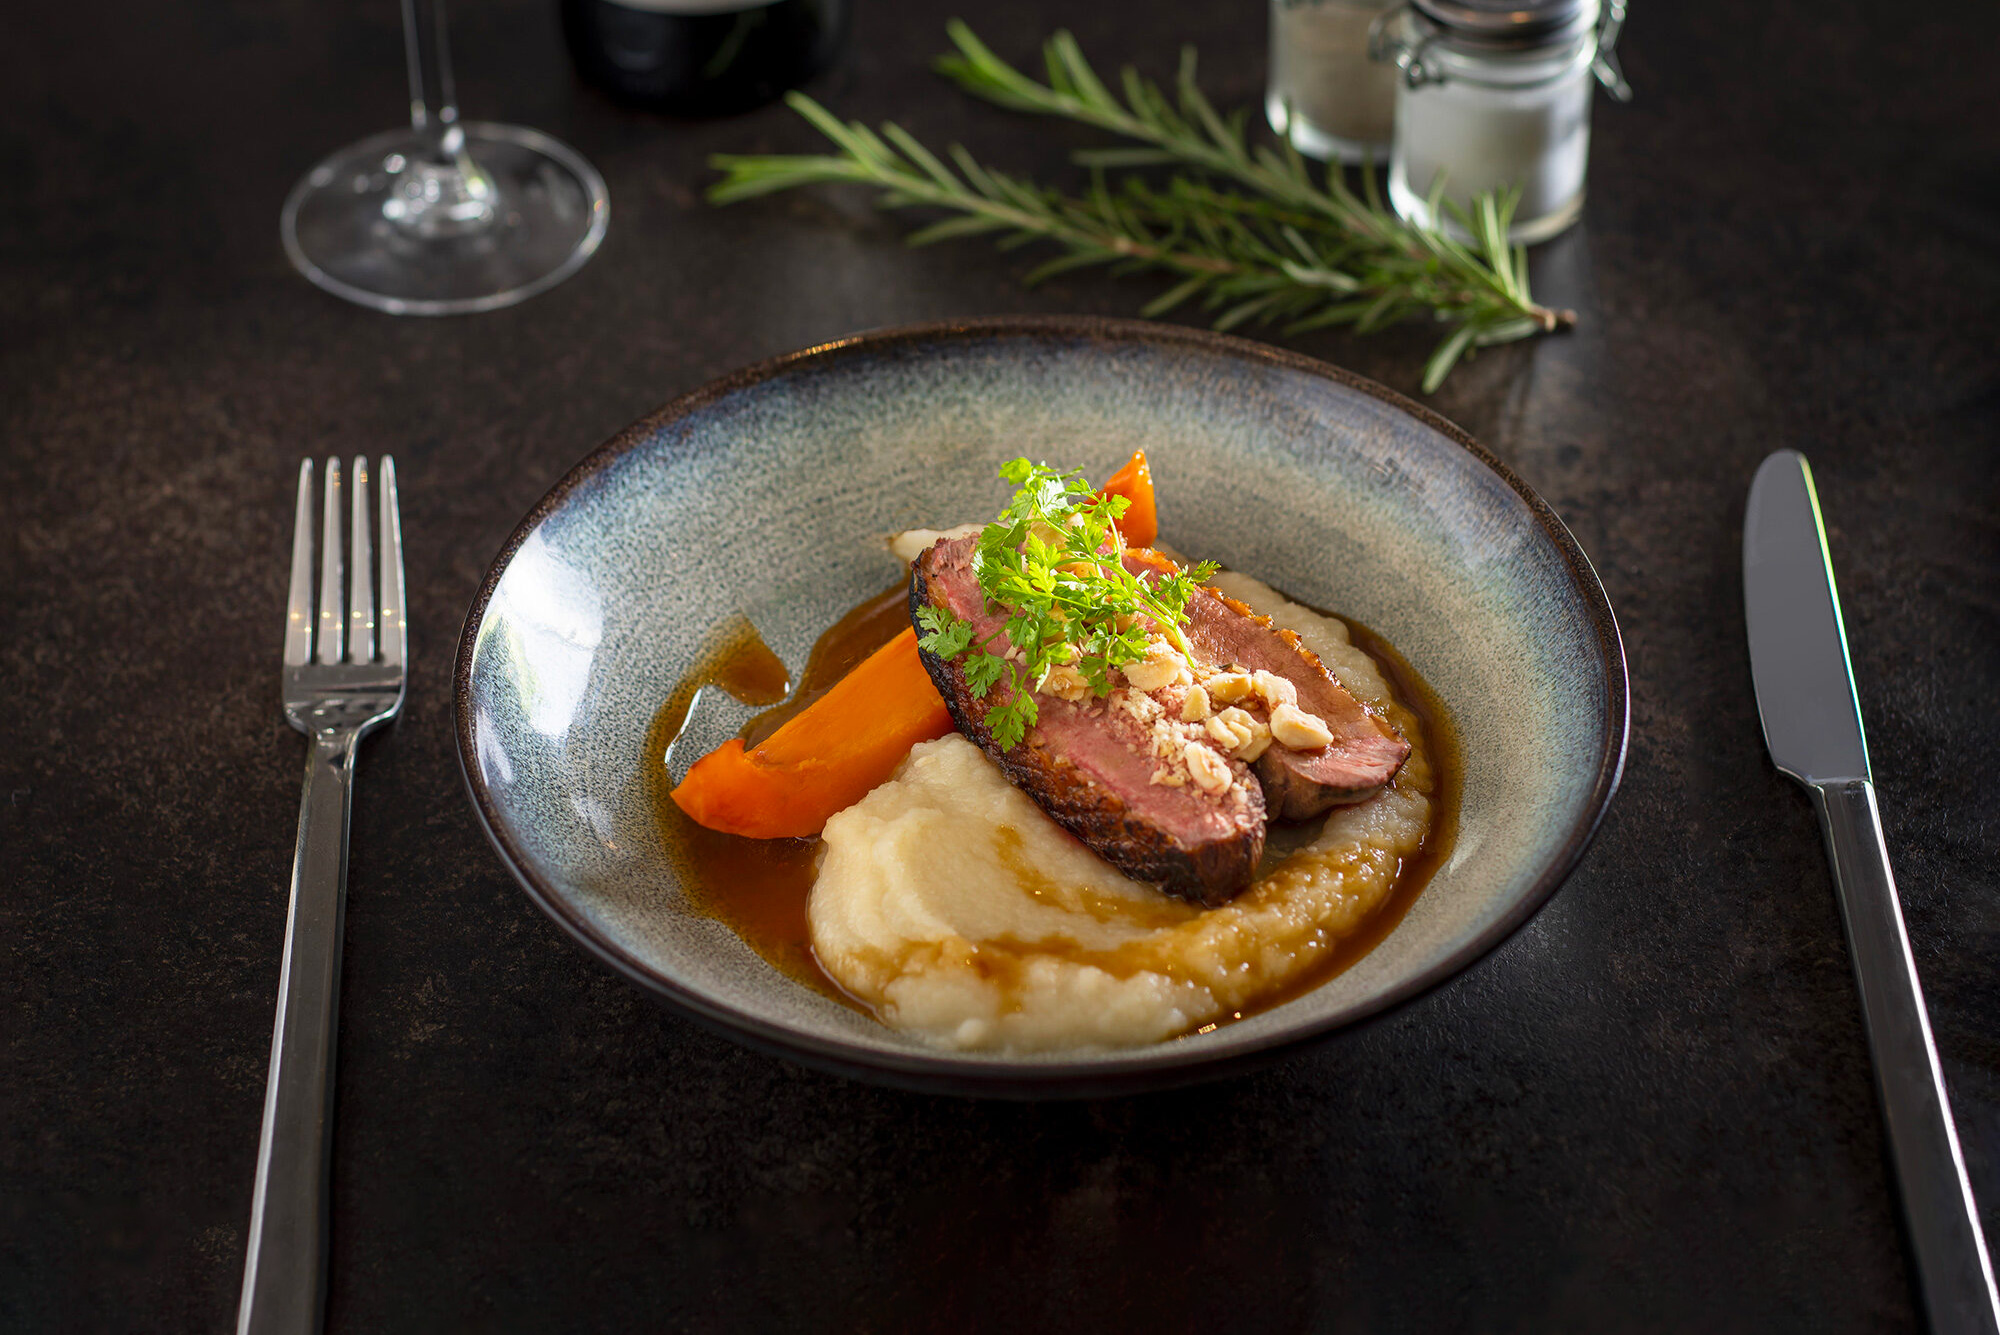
[281, 122, 609, 316]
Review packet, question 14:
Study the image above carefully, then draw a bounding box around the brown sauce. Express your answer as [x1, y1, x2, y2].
[644, 583, 912, 1008]
[646, 573, 1462, 1038]
[1207, 608, 1462, 1030]
[652, 614, 790, 773]
[738, 580, 911, 749]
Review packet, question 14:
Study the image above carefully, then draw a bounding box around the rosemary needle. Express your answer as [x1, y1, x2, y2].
[710, 23, 1573, 391]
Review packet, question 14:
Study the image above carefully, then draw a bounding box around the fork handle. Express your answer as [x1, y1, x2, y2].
[1812, 779, 2000, 1335]
[238, 731, 358, 1335]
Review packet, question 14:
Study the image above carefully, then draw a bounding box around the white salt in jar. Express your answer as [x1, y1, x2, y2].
[1375, 0, 1629, 245]
[1266, 0, 1402, 163]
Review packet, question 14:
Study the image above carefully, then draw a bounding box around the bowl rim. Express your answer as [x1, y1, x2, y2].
[452, 314, 1630, 1097]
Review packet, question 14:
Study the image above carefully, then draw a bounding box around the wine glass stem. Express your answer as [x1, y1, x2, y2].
[402, 0, 462, 158]
[386, 0, 495, 236]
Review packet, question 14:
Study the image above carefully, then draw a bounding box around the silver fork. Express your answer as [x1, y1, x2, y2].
[237, 456, 406, 1335]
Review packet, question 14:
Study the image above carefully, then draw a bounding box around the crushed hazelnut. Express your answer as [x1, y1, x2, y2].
[1206, 706, 1273, 761]
[1206, 710, 1247, 750]
[1183, 743, 1233, 795]
[1040, 663, 1090, 702]
[1270, 701, 1335, 750]
[1149, 768, 1186, 788]
[1252, 669, 1298, 711]
[1205, 671, 1253, 704]
[1180, 684, 1211, 722]
[1123, 640, 1188, 693]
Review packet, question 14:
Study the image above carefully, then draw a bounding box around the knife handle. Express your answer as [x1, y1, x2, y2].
[1813, 778, 2000, 1335]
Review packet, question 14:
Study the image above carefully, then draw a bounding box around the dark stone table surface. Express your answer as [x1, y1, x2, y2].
[6, 0, 1998, 1330]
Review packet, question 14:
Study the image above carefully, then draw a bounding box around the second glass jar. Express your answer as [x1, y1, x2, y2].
[1266, 0, 1402, 163]
[1375, 0, 1622, 245]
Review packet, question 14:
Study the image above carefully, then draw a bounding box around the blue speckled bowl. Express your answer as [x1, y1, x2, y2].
[454, 317, 1628, 1097]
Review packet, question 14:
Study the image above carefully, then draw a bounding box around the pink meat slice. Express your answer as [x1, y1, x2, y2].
[910, 536, 1264, 905]
[1124, 550, 1410, 818]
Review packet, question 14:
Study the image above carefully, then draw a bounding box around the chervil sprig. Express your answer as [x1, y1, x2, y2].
[919, 458, 1217, 749]
[913, 604, 972, 659]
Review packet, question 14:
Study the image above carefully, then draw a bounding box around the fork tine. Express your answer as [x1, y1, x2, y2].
[284, 460, 315, 667]
[378, 456, 406, 668]
[318, 457, 344, 666]
[348, 456, 375, 664]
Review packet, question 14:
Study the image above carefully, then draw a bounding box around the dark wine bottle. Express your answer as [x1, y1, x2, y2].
[560, 0, 848, 116]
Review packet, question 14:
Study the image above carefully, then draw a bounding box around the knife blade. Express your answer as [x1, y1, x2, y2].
[1744, 449, 2000, 1335]
[1743, 451, 1871, 783]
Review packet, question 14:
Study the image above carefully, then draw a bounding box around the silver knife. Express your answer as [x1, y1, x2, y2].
[1745, 449, 2000, 1334]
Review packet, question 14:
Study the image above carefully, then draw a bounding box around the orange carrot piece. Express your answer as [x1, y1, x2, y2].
[670, 627, 954, 839]
[1102, 449, 1158, 547]
[677, 451, 1161, 838]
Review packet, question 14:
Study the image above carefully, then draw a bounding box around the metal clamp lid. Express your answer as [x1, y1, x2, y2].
[1369, 0, 1630, 99]
[1594, 0, 1632, 102]
[1411, 0, 1593, 46]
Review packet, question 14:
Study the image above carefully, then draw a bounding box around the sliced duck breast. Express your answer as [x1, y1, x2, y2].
[911, 536, 1265, 905]
[1129, 550, 1412, 820]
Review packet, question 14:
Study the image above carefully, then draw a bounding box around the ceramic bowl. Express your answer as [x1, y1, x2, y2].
[454, 317, 1628, 1097]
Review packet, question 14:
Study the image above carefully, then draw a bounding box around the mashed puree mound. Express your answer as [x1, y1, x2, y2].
[808, 573, 1435, 1052]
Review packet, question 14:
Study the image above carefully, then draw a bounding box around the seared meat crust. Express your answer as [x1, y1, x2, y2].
[911, 538, 1264, 906]
[1134, 553, 1411, 819]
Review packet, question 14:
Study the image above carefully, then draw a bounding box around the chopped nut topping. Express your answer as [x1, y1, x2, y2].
[1205, 711, 1246, 749]
[1205, 671, 1253, 704]
[1252, 669, 1298, 711]
[1183, 742, 1233, 795]
[1115, 688, 1163, 726]
[1123, 640, 1189, 693]
[1206, 706, 1272, 761]
[1039, 663, 1090, 702]
[1180, 684, 1211, 722]
[1149, 768, 1186, 788]
[1270, 701, 1335, 750]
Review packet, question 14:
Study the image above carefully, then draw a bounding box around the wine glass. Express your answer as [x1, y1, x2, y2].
[281, 0, 609, 316]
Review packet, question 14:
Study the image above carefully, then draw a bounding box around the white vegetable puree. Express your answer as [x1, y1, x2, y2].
[807, 573, 1435, 1052]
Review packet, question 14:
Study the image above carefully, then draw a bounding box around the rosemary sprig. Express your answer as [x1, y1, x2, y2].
[710, 23, 1573, 390]
[914, 458, 1217, 750]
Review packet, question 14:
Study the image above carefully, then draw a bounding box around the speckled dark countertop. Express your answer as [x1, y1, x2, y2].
[6, 1, 1999, 1330]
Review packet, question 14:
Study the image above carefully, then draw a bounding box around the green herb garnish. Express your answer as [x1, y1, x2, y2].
[709, 23, 1573, 392]
[916, 458, 1218, 750]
